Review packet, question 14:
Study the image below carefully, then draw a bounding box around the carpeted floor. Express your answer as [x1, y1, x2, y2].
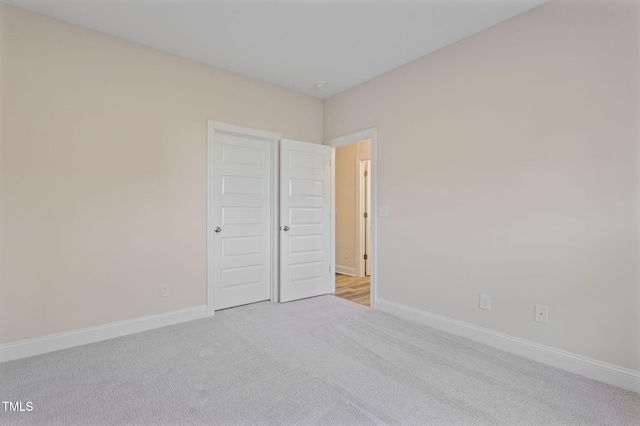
[1, 295, 638, 425]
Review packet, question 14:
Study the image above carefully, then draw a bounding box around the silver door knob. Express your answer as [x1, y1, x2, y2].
[214, 227, 222, 233]
[282, 226, 290, 231]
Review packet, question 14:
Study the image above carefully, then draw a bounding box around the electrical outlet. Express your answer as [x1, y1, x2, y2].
[534, 305, 548, 323]
[160, 283, 170, 297]
[479, 293, 491, 311]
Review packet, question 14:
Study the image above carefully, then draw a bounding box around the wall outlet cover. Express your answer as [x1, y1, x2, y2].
[160, 283, 170, 297]
[479, 293, 491, 311]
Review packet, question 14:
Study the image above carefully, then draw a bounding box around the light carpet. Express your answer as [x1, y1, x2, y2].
[1, 295, 638, 425]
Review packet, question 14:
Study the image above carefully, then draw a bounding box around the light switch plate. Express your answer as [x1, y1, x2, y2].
[378, 205, 389, 217]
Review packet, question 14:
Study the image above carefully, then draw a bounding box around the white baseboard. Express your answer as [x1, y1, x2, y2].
[376, 298, 640, 394]
[336, 265, 357, 276]
[0, 305, 208, 363]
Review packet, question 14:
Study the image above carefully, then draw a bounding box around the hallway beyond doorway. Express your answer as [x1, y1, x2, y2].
[335, 274, 370, 307]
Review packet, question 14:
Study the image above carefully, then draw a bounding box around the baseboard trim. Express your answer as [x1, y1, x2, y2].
[336, 265, 357, 276]
[0, 305, 208, 363]
[376, 298, 640, 393]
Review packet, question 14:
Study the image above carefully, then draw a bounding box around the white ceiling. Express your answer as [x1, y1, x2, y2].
[2, 0, 549, 99]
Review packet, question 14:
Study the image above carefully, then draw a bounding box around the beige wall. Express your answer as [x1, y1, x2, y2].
[335, 139, 370, 274]
[2, 0, 639, 375]
[0, 4, 322, 344]
[324, 0, 640, 370]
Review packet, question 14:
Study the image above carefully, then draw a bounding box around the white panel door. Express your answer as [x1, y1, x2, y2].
[210, 130, 273, 310]
[364, 160, 371, 276]
[280, 139, 331, 302]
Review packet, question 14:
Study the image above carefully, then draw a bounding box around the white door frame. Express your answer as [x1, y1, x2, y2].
[325, 128, 378, 309]
[206, 120, 281, 316]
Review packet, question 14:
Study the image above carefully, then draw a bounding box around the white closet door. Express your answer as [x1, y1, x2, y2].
[210, 130, 273, 310]
[279, 139, 331, 302]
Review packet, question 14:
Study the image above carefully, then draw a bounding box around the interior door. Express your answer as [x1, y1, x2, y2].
[280, 139, 332, 302]
[210, 129, 273, 310]
[364, 160, 371, 276]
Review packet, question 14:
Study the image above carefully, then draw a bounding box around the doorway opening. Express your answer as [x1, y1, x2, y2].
[333, 138, 371, 307]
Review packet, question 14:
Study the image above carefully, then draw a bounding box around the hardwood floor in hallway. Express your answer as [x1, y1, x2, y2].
[335, 274, 370, 307]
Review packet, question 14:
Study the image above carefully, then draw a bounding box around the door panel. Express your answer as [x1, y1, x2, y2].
[280, 140, 331, 302]
[222, 176, 264, 196]
[210, 131, 272, 310]
[289, 235, 323, 254]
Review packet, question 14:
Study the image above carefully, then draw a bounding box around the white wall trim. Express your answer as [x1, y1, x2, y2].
[376, 298, 640, 393]
[336, 265, 357, 276]
[326, 128, 376, 148]
[0, 305, 208, 364]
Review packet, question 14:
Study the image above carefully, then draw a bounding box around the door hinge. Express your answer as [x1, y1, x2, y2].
[364, 254, 368, 260]
[364, 212, 368, 218]
[364, 170, 368, 177]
